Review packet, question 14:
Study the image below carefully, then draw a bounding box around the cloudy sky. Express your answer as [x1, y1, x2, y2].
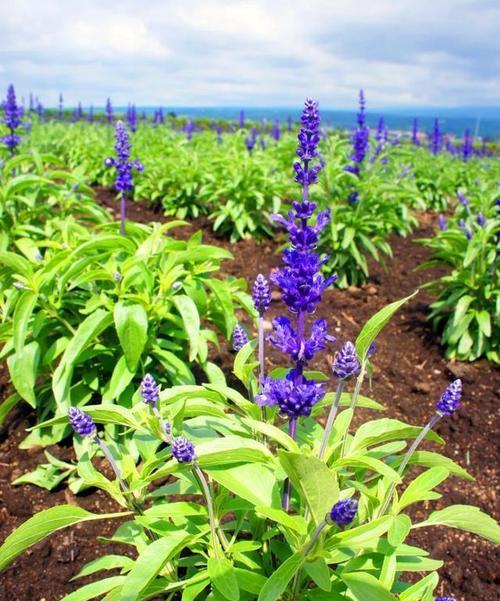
[1, 0, 499, 109]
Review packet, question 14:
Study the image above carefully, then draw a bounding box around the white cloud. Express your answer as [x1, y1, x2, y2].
[0, 0, 498, 108]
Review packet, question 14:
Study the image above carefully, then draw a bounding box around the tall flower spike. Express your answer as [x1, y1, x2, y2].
[232, 324, 249, 351]
[344, 90, 370, 175]
[332, 341, 360, 379]
[1, 84, 23, 154]
[253, 274, 271, 315]
[141, 373, 160, 407]
[436, 379, 462, 415]
[435, 598, 456, 601]
[328, 498, 358, 527]
[68, 407, 96, 438]
[172, 436, 196, 463]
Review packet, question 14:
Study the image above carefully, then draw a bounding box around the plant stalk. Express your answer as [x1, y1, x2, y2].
[318, 380, 345, 461]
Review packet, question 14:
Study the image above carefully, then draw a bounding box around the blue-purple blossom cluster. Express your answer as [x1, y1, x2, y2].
[436, 379, 462, 415]
[172, 436, 196, 463]
[256, 97, 336, 418]
[329, 498, 358, 527]
[253, 274, 271, 315]
[1, 84, 23, 154]
[141, 373, 160, 407]
[345, 90, 370, 175]
[429, 119, 442, 155]
[68, 407, 96, 438]
[105, 121, 144, 193]
[232, 324, 249, 351]
[332, 341, 360, 380]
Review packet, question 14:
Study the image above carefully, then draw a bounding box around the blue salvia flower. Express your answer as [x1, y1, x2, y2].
[329, 498, 358, 527]
[287, 115, 293, 132]
[68, 407, 96, 438]
[216, 124, 223, 144]
[411, 118, 420, 146]
[245, 127, 258, 153]
[36, 99, 44, 119]
[232, 324, 249, 351]
[462, 129, 473, 161]
[438, 215, 447, 231]
[141, 373, 160, 407]
[332, 341, 360, 379]
[429, 118, 442, 154]
[476, 212, 487, 227]
[435, 597, 456, 601]
[458, 219, 473, 240]
[253, 274, 271, 315]
[436, 379, 462, 415]
[256, 98, 335, 419]
[345, 90, 370, 175]
[375, 117, 385, 142]
[347, 191, 359, 204]
[184, 118, 195, 140]
[105, 97, 114, 125]
[367, 341, 376, 358]
[1, 84, 24, 155]
[127, 104, 138, 133]
[58, 93, 64, 120]
[239, 109, 245, 128]
[457, 192, 469, 208]
[105, 121, 144, 193]
[172, 436, 196, 463]
[271, 119, 281, 141]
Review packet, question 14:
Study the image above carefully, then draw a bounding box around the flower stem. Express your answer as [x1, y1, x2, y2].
[318, 380, 345, 461]
[291, 519, 328, 599]
[95, 436, 128, 493]
[340, 361, 366, 458]
[282, 418, 298, 511]
[193, 463, 226, 556]
[258, 315, 267, 424]
[376, 412, 442, 518]
[120, 192, 126, 236]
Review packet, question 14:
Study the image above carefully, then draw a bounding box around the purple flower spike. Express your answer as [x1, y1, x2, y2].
[68, 407, 96, 438]
[232, 324, 249, 351]
[1, 84, 23, 154]
[329, 498, 358, 527]
[105, 121, 144, 194]
[332, 341, 360, 379]
[457, 192, 469, 208]
[438, 215, 447, 231]
[367, 341, 376, 358]
[172, 436, 195, 463]
[435, 597, 456, 601]
[253, 274, 271, 315]
[436, 379, 462, 415]
[141, 373, 160, 407]
[477, 212, 487, 227]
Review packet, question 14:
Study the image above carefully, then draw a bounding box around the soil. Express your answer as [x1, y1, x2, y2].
[0, 191, 498, 600]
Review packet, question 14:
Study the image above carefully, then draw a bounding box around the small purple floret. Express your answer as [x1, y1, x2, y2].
[172, 436, 195, 463]
[232, 324, 249, 351]
[141, 373, 160, 407]
[436, 379, 462, 415]
[332, 341, 360, 379]
[68, 407, 96, 438]
[329, 498, 358, 527]
[253, 274, 272, 315]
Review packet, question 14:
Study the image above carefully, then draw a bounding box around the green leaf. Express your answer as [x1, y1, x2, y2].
[304, 558, 331, 591]
[172, 295, 201, 361]
[398, 467, 448, 510]
[399, 573, 438, 601]
[341, 572, 397, 601]
[387, 515, 412, 547]
[257, 553, 304, 601]
[0, 251, 33, 278]
[255, 506, 307, 535]
[53, 309, 113, 405]
[355, 291, 417, 360]
[0, 505, 129, 570]
[278, 451, 339, 525]
[407, 450, 473, 481]
[333, 455, 401, 483]
[113, 303, 148, 371]
[61, 576, 126, 601]
[328, 516, 393, 550]
[118, 532, 191, 601]
[476, 310, 491, 337]
[7, 341, 40, 407]
[350, 418, 443, 452]
[13, 290, 38, 352]
[71, 554, 134, 580]
[208, 557, 240, 601]
[414, 504, 500, 544]
[206, 463, 279, 507]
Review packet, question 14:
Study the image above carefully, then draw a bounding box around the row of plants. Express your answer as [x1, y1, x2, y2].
[0, 97, 498, 601]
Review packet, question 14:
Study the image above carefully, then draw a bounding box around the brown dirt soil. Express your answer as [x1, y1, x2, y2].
[0, 191, 498, 600]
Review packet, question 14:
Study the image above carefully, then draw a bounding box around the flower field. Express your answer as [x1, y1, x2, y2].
[0, 88, 498, 601]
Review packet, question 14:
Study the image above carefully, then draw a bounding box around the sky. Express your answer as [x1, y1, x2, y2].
[0, 0, 499, 109]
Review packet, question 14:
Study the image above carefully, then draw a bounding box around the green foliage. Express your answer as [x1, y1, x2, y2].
[419, 195, 499, 362]
[1, 298, 498, 600]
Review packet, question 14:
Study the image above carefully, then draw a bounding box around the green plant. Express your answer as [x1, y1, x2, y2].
[0, 222, 251, 443]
